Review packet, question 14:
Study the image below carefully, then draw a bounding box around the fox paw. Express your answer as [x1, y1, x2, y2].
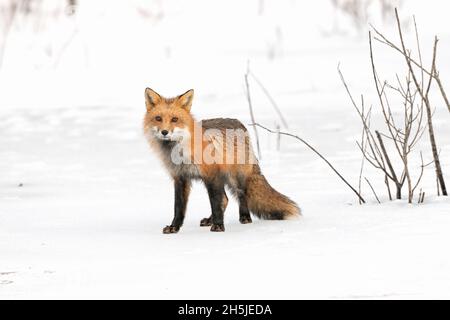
[210, 224, 225, 232]
[200, 217, 212, 227]
[162, 225, 180, 234]
[239, 216, 252, 224]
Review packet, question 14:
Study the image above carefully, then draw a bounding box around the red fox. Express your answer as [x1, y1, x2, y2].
[143, 88, 300, 233]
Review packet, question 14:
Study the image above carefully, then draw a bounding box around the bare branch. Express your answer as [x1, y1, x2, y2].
[250, 122, 366, 203]
[371, 16, 450, 113]
[365, 177, 381, 204]
[247, 70, 289, 129]
[244, 62, 262, 160]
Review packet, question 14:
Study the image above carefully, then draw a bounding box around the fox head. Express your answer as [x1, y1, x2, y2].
[143, 88, 195, 142]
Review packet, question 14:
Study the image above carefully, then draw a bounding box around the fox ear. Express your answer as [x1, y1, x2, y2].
[177, 89, 194, 111]
[145, 88, 162, 111]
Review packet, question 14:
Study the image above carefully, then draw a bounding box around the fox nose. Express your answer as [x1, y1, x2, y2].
[161, 130, 169, 136]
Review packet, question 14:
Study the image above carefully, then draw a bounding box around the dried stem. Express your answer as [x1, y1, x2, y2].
[250, 122, 366, 204]
[371, 20, 450, 114]
[365, 177, 381, 204]
[244, 63, 262, 160]
[248, 70, 289, 129]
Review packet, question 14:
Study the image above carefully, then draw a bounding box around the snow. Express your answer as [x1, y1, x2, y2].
[1, 0, 450, 299]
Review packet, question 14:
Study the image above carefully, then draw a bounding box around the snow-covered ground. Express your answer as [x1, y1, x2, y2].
[1, 0, 450, 299]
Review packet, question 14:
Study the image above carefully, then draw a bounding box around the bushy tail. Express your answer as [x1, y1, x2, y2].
[246, 173, 301, 220]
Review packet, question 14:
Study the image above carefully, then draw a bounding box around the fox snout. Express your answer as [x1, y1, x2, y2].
[151, 126, 189, 142]
[152, 127, 173, 140]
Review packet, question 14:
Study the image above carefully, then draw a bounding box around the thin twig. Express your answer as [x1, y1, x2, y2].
[244, 62, 262, 159]
[358, 95, 367, 205]
[250, 122, 366, 203]
[248, 70, 289, 129]
[371, 18, 450, 113]
[376, 130, 402, 199]
[364, 177, 381, 204]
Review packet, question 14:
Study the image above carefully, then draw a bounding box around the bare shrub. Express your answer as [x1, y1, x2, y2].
[339, 9, 448, 203]
[371, 9, 448, 196]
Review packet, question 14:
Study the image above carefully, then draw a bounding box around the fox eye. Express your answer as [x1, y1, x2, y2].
[155, 116, 162, 122]
[171, 117, 178, 123]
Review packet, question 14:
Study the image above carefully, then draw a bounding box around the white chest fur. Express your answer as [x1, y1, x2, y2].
[158, 142, 201, 179]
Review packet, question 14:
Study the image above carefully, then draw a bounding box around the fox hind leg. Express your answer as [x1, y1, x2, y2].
[204, 181, 228, 232]
[235, 177, 252, 224]
[200, 216, 212, 227]
[200, 191, 228, 228]
[238, 192, 252, 224]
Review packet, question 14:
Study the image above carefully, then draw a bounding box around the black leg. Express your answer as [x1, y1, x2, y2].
[199, 191, 228, 227]
[236, 176, 252, 224]
[238, 192, 252, 224]
[200, 215, 212, 227]
[163, 177, 191, 234]
[204, 180, 227, 232]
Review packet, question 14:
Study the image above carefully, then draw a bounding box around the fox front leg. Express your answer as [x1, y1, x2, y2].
[163, 177, 191, 234]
